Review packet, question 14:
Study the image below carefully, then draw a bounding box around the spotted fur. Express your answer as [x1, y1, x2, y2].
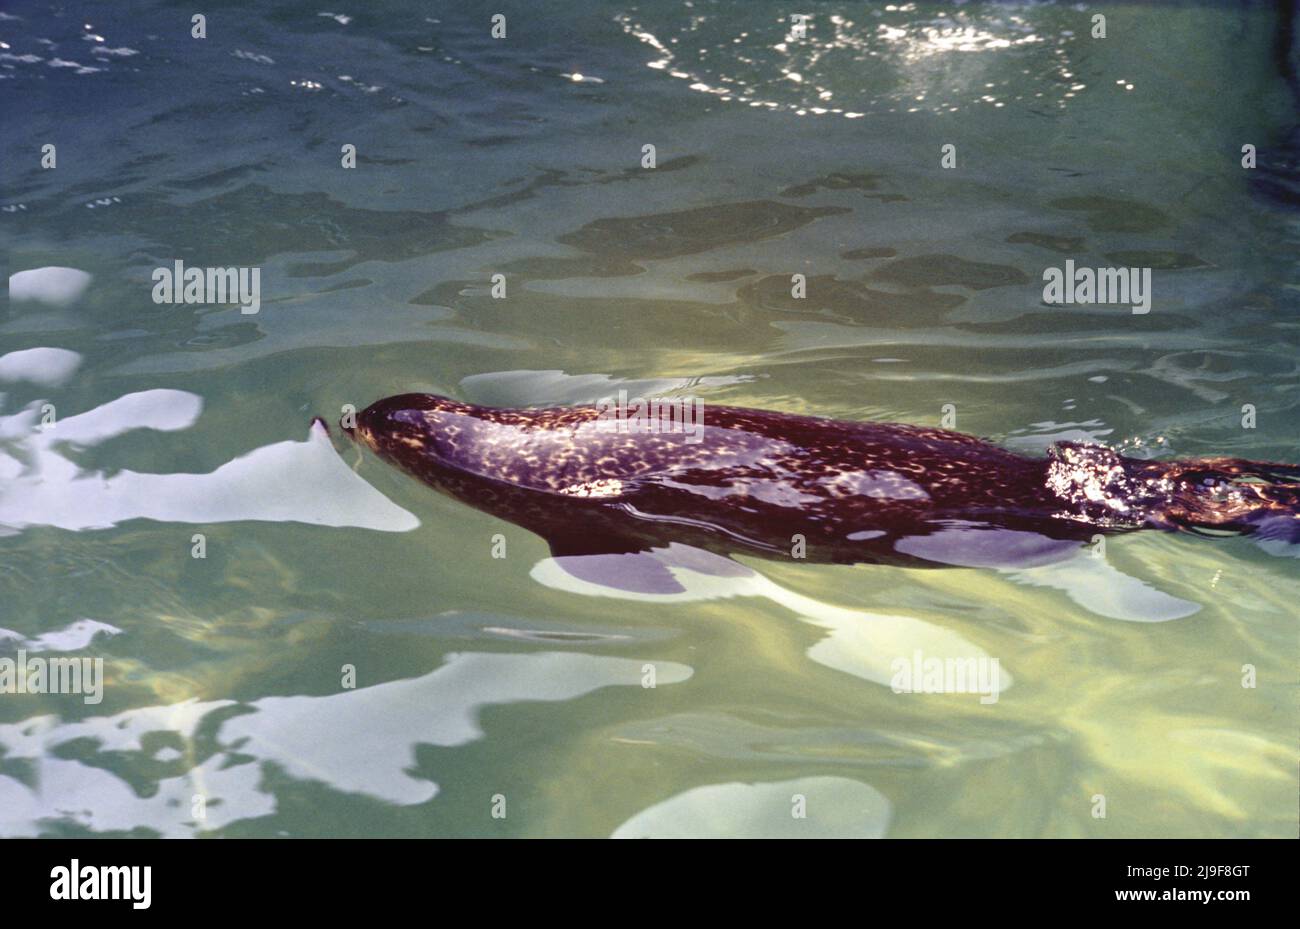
[346, 394, 1299, 566]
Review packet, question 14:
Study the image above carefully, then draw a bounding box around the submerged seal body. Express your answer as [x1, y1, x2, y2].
[344, 393, 1299, 570]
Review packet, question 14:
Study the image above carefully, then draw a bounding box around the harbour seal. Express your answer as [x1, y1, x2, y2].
[342, 393, 1299, 574]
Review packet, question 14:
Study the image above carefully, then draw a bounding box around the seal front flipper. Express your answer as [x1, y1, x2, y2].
[1251, 514, 1300, 557]
[551, 552, 689, 595]
[541, 537, 756, 597]
[543, 532, 689, 595]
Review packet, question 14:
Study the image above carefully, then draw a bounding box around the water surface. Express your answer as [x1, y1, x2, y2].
[3, 0, 1298, 837]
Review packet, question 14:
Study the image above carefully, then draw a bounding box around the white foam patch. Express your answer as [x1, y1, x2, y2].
[531, 545, 1007, 691]
[1007, 556, 1201, 622]
[0, 619, 121, 652]
[9, 267, 92, 306]
[0, 347, 83, 387]
[0, 390, 418, 532]
[612, 776, 891, 838]
[0, 751, 271, 838]
[0, 651, 692, 836]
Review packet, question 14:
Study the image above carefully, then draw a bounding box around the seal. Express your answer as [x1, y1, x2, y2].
[343, 393, 1299, 576]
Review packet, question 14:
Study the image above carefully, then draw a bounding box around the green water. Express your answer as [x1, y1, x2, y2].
[2, 0, 1297, 837]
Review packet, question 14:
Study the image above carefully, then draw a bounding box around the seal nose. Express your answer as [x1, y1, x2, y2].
[345, 394, 457, 455]
[342, 402, 376, 439]
[343, 401, 385, 449]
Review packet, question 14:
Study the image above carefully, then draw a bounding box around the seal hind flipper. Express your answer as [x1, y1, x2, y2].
[1251, 514, 1300, 547]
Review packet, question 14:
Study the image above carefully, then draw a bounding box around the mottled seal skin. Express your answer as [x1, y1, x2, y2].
[345, 394, 1299, 569]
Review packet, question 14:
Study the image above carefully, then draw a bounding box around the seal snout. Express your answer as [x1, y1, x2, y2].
[344, 395, 431, 453]
[341, 411, 375, 451]
[340, 404, 376, 450]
